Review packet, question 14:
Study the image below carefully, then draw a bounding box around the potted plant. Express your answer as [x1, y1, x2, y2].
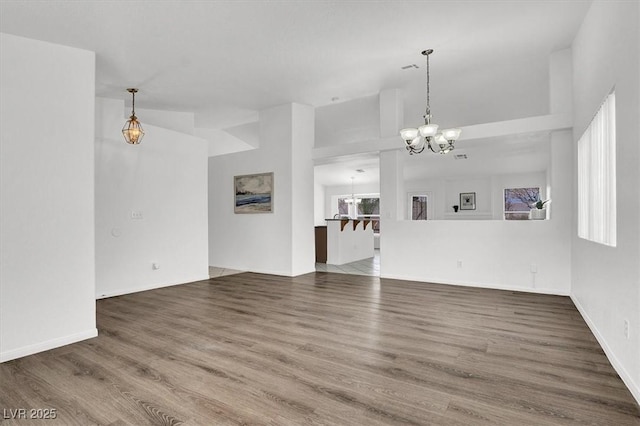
[529, 199, 550, 220]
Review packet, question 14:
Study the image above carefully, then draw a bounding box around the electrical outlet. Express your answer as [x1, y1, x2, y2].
[624, 320, 630, 339]
[457, 260, 463, 268]
[131, 210, 143, 220]
[530, 264, 538, 273]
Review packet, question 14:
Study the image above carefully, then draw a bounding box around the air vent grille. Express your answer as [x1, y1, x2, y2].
[454, 154, 468, 160]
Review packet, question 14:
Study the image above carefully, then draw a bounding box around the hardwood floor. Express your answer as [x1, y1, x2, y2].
[1, 272, 638, 425]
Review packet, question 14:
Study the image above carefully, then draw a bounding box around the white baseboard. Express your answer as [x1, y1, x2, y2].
[571, 295, 640, 405]
[96, 275, 210, 299]
[291, 267, 317, 277]
[379, 273, 569, 296]
[236, 267, 315, 277]
[0, 328, 98, 363]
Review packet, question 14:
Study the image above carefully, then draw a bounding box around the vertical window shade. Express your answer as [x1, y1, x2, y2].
[577, 92, 616, 246]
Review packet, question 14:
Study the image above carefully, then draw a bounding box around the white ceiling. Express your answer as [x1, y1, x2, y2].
[0, 0, 591, 131]
[1, 1, 589, 188]
[314, 153, 381, 187]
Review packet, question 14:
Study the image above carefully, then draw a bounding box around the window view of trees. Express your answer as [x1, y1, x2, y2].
[337, 196, 380, 233]
[359, 197, 380, 233]
[504, 187, 540, 220]
[411, 196, 428, 220]
[358, 198, 379, 216]
[337, 198, 350, 216]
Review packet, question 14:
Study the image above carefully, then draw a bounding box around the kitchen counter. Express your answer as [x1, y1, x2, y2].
[323, 218, 374, 265]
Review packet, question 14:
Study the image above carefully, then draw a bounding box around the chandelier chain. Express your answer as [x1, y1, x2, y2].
[425, 52, 430, 119]
[127, 88, 138, 118]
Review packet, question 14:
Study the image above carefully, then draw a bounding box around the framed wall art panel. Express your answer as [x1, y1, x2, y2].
[234, 172, 274, 214]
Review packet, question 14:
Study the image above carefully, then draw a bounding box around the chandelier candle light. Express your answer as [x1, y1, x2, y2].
[122, 88, 145, 144]
[399, 49, 461, 154]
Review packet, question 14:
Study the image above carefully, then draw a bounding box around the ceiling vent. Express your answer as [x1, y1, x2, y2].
[454, 154, 468, 160]
[401, 64, 419, 70]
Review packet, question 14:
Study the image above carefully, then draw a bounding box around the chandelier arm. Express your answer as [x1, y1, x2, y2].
[409, 143, 425, 155]
[426, 140, 438, 154]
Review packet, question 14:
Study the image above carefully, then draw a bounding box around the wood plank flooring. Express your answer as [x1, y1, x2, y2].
[1, 272, 639, 425]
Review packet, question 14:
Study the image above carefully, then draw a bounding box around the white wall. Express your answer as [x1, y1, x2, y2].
[224, 121, 260, 149]
[315, 95, 380, 147]
[290, 105, 316, 276]
[382, 137, 571, 291]
[95, 97, 209, 298]
[382, 219, 571, 294]
[380, 150, 405, 222]
[136, 107, 195, 135]
[0, 34, 97, 361]
[195, 127, 255, 157]
[571, 0, 640, 402]
[405, 176, 491, 220]
[208, 103, 315, 276]
[404, 171, 547, 220]
[314, 181, 326, 226]
[326, 221, 374, 265]
[403, 56, 550, 130]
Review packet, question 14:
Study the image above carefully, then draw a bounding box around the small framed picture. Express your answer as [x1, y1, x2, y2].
[460, 192, 476, 210]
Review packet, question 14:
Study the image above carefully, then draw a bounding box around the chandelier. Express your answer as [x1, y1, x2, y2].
[399, 49, 461, 154]
[122, 88, 145, 145]
[344, 177, 361, 219]
[345, 177, 362, 205]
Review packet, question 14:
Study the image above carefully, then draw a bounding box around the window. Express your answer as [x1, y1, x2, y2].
[504, 187, 540, 220]
[408, 192, 433, 220]
[337, 197, 350, 216]
[358, 197, 379, 217]
[411, 195, 428, 220]
[358, 197, 380, 233]
[337, 195, 380, 233]
[578, 91, 616, 246]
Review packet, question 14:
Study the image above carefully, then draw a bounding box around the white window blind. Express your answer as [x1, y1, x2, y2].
[577, 91, 616, 246]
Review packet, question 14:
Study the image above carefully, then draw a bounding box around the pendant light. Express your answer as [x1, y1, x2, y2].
[399, 50, 461, 155]
[345, 177, 362, 219]
[122, 88, 145, 145]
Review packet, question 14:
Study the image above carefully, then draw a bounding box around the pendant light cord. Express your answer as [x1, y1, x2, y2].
[127, 88, 138, 119]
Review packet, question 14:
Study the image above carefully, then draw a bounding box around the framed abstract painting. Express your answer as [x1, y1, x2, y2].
[460, 192, 476, 210]
[234, 172, 274, 213]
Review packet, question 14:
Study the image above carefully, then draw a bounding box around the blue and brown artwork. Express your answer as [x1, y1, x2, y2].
[234, 172, 274, 213]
